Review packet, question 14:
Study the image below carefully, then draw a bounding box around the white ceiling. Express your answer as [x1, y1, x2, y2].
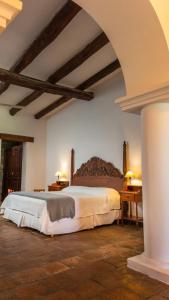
[0, 0, 117, 118]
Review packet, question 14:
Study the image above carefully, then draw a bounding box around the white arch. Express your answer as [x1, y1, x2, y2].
[150, 0, 169, 50]
[74, 0, 169, 96]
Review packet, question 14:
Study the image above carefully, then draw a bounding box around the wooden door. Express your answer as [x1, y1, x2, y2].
[2, 144, 23, 199]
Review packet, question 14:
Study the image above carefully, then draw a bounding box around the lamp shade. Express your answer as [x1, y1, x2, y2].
[55, 171, 61, 177]
[125, 170, 134, 178]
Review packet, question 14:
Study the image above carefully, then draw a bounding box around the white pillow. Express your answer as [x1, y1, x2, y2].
[63, 185, 120, 209]
[63, 185, 117, 197]
[62, 186, 91, 194]
[63, 186, 120, 209]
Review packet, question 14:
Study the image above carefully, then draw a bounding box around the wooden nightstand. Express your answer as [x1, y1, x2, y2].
[48, 181, 69, 191]
[120, 190, 143, 225]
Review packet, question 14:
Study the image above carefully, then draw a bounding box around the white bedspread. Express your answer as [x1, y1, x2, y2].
[1, 187, 120, 220]
[0, 187, 120, 235]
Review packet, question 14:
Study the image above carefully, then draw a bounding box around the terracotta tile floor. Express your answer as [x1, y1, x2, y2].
[0, 217, 169, 300]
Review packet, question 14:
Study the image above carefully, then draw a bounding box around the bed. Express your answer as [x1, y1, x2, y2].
[0, 146, 126, 235]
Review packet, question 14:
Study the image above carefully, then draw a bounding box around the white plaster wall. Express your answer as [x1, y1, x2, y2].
[46, 73, 141, 185]
[0, 109, 46, 191]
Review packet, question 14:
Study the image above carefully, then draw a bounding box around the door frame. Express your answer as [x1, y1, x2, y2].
[0, 133, 34, 143]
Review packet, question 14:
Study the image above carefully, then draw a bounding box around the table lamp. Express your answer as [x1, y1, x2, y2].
[125, 170, 134, 185]
[55, 171, 62, 182]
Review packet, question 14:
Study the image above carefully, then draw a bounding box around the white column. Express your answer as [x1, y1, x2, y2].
[128, 102, 169, 284]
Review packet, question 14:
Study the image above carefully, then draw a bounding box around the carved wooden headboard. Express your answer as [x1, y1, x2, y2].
[70, 142, 127, 191]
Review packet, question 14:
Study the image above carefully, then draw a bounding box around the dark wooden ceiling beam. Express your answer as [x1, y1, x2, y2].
[48, 32, 109, 84]
[77, 59, 120, 90]
[0, 68, 93, 100]
[0, 0, 81, 95]
[9, 32, 109, 116]
[34, 59, 120, 119]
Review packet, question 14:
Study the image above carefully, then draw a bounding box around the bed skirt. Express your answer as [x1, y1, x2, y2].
[3, 208, 120, 235]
